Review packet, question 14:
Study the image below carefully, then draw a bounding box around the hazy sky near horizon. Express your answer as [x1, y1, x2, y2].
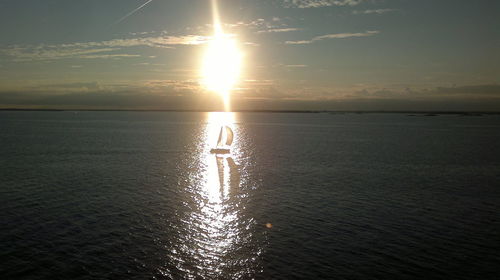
[0, 0, 499, 110]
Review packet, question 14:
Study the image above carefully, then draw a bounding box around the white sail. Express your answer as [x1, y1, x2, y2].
[225, 126, 233, 146]
[216, 127, 223, 147]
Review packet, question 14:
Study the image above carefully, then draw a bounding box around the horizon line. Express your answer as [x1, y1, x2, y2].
[1, 108, 499, 114]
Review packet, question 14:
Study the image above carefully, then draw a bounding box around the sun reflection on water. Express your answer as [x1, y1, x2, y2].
[165, 112, 262, 279]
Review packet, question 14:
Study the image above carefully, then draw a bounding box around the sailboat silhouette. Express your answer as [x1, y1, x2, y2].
[210, 126, 233, 154]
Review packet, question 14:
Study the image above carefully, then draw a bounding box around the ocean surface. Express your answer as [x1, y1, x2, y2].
[1, 111, 499, 279]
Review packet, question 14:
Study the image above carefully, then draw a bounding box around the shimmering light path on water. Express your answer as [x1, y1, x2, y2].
[166, 112, 263, 278]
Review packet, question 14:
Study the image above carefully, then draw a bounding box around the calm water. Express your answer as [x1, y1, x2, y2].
[1, 111, 499, 279]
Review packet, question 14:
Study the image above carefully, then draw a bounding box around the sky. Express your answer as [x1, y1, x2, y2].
[0, 0, 499, 111]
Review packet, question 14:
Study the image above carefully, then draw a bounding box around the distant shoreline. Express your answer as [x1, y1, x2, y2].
[0, 108, 499, 115]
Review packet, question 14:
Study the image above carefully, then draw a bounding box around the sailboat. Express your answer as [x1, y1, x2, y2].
[210, 125, 233, 154]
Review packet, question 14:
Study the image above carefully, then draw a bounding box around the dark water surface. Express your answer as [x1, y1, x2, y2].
[1, 111, 499, 279]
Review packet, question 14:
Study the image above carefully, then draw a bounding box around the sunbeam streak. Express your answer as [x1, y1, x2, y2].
[200, 0, 243, 112]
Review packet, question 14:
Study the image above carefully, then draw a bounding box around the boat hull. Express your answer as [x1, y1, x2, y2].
[210, 148, 230, 154]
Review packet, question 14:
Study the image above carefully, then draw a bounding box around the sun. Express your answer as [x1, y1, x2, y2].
[201, 29, 242, 111]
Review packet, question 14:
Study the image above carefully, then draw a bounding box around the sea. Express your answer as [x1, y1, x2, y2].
[1, 111, 499, 279]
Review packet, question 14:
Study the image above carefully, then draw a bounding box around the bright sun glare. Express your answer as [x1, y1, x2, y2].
[201, 33, 242, 97]
[201, 32, 242, 111]
[201, 1, 242, 112]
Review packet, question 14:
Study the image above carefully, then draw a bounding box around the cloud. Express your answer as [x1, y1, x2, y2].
[2, 83, 499, 111]
[188, 17, 298, 40]
[231, 18, 289, 30]
[432, 85, 500, 96]
[257, 28, 302, 34]
[0, 82, 223, 111]
[284, 0, 364, 8]
[0, 35, 208, 61]
[353, 9, 396, 15]
[79, 54, 141, 59]
[2, 47, 121, 61]
[200, 18, 270, 31]
[349, 85, 500, 99]
[21, 82, 104, 93]
[285, 30, 379, 44]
